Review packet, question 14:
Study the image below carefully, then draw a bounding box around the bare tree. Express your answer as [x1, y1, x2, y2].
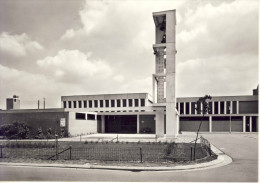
[194, 95, 212, 159]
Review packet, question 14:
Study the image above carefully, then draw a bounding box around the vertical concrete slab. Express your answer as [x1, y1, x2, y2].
[137, 114, 140, 133]
[243, 116, 246, 132]
[156, 110, 164, 137]
[209, 116, 212, 132]
[101, 115, 105, 133]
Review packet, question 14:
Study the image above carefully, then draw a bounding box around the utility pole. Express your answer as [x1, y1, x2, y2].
[38, 100, 40, 109]
[43, 97, 45, 109]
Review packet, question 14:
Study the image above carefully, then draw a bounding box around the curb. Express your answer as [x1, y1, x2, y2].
[0, 144, 232, 171]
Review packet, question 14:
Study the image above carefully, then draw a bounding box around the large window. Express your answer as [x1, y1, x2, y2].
[185, 102, 189, 114]
[214, 101, 218, 114]
[63, 101, 66, 108]
[76, 113, 86, 120]
[220, 101, 224, 114]
[87, 114, 95, 120]
[73, 101, 77, 108]
[105, 100, 109, 107]
[100, 100, 103, 108]
[78, 101, 82, 108]
[128, 99, 133, 107]
[68, 101, 72, 108]
[83, 100, 87, 108]
[123, 99, 127, 107]
[180, 103, 184, 114]
[232, 101, 237, 114]
[117, 99, 121, 107]
[191, 102, 196, 114]
[141, 99, 145, 107]
[89, 100, 92, 108]
[135, 99, 139, 107]
[111, 100, 115, 107]
[94, 100, 98, 108]
[226, 101, 231, 114]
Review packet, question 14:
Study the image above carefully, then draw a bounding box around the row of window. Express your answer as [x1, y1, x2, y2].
[177, 101, 238, 115]
[75, 113, 96, 120]
[63, 99, 146, 109]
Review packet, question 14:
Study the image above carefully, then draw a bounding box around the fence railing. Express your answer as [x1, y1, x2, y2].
[200, 136, 212, 156]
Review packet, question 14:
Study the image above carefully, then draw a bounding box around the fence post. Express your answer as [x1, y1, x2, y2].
[55, 134, 58, 160]
[140, 147, 143, 163]
[69, 145, 72, 160]
[0, 145, 2, 158]
[190, 147, 193, 161]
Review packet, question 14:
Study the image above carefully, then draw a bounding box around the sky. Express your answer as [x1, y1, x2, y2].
[0, 0, 258, 109]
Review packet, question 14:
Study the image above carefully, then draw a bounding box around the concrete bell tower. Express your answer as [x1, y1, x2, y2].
[152, 10, 178, 139]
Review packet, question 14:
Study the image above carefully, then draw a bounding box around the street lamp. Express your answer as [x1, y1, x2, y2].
[229, 106, 232, 133]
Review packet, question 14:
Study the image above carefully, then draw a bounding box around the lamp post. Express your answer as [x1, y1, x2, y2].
[229, 106, 232, 133]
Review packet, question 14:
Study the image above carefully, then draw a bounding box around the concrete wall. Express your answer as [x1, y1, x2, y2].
[68, 111, 97, 136]
[239, 101, 258, 114]
[0, 110, 69, 137]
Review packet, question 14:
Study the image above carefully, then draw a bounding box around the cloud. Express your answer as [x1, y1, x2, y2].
[37, 49, 113, 83]
[177, 53, 258, 97]
[177, 0, 258, 62]
[0, 32, 44, 57]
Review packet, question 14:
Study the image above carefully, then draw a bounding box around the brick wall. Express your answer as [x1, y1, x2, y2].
[0, 111, 69, 137]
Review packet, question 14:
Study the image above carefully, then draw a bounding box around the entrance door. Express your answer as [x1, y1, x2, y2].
[105, 115, 137, 133]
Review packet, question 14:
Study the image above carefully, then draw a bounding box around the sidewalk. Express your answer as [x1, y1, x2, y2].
[0, 144, 232, 171]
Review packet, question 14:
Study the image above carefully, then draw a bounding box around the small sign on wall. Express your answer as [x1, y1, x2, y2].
[60, 118, 66, 127]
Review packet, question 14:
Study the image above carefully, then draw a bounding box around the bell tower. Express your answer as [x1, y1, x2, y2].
[152, 10, 178, 139]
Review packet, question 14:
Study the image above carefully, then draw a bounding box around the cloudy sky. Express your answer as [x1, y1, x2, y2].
[0, 0, 258, 109]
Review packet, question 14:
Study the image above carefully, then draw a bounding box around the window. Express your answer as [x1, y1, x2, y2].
[214, 101, 218, 114]
[117, 99, 121, 107]
[89, 100, 92, 108]
[105, 100, 109, 107]
[123, 99, 126, 107]
[111, 100, 115, 107]
[185, 102, 189, 114]
[100, 100, 103, 108]
[180, 102, 184, 114]
[220, 101, 224, 114]
[84, 100, 87, 108]
[208, 102, 212, 114]
[226, 101, 230, 114]
[191, 102, 196, 114]
[63, 101, 66, 108]
[128, 99, 133, 107]
[68, 101, 72, 108]
[73, 101, 77, 108]
[135, 99, 139, 107]
[78, 101, 82, 108]
[232, 101, 237, 114]
[87, 114, 95, 120]
[94, 100, 98, 108]
[141, 99, 145, 107]
[76, 113, 86, 120]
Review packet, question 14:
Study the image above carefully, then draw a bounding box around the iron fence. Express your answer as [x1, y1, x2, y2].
[200, 136, 212, 156]
[0, 142, 209, 162]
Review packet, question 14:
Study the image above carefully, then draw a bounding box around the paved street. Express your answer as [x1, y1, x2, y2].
[0, 133, 258, 182]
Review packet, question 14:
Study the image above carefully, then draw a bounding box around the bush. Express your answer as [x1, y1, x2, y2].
[0, 122, 30, 139]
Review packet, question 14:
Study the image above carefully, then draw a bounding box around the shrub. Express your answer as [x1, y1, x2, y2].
[35, 127, 45, 139]
[0, 122, 30, 139]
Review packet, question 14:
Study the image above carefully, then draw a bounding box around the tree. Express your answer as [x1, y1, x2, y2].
[194, 95, 212, 159]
